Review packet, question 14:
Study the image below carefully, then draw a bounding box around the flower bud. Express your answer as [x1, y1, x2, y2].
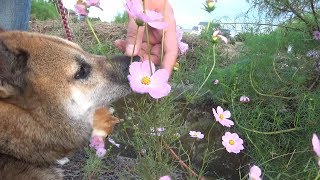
[174, 62, 180, 71]
[135, 19, 145, 26]
[204, 0, 215, 13]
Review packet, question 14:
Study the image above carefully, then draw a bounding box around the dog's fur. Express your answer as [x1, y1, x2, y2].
[0, 29, 131, 179]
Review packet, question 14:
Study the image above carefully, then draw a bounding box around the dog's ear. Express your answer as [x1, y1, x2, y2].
[0, 41, 29, 98]
[0, 28, 4, 33]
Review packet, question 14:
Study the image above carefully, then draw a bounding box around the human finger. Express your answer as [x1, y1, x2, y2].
[141, 43, 161, 65]
[114, 39, 126, 53]
[125, 16, 145, 56]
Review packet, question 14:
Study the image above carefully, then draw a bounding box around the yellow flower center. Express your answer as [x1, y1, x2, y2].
[219, 114, 224, 120]
[141, 76, 151, 85]
[229, 140, 235, 145]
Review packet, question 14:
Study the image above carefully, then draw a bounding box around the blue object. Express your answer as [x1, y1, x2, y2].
[0, 0, 31, 30]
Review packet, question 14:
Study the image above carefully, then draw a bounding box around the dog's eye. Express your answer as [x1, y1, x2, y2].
[74, 62, 91, 80]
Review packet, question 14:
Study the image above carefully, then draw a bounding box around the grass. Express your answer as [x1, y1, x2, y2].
[31, 0, 59, 21]
[80, 21, 320, 179]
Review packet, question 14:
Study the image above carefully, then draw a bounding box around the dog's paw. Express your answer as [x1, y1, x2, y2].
[92, 107, 120, 138]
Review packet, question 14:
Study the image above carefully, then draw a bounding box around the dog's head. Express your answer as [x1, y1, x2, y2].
[0, 31, 131, 123]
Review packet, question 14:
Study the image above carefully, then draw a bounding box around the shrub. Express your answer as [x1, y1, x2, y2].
[31, 0, 59, 21]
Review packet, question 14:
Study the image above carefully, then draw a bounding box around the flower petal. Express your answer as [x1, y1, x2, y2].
[218, 35, 228, 44]
[223, 110, 231, 119]
[148, 83, 171, 99]
[312, 133, 320, 156]
[213, 30, 220, 37]
[141, 60, 155, 75]
[148, 21, 168, 30]
[128, 75, 149, 93]
[151, 69, 170, 83]
[145, 10, 163, 21]
[250, 165, 262, 177]
[217, 106, 223, 114]
[129, 61, 143, 77]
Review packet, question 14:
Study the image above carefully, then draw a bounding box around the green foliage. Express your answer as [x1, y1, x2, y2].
[83, 147, 104, 179]
[113, 12, 129, 24]
[247, 0, 320, 35]
[31, 0, 59, 20]
[202, 28, 320, 178]
[80, 12, 320, 178]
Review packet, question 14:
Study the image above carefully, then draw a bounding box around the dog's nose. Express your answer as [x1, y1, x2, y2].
[110, 55, 140, 82]
[131, 55, 141, 62]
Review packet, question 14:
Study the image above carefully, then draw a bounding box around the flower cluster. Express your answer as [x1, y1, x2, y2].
[212, 106, 244, 154]
[75, 0, 101, 16]
[128, 61, 171, 99]
[313, 30, 320, 40]
[306, 50, 320, 59]
[312, 133, 320, 167]
[89, 135, 107, 158]
[151, 127, 166, 136]
[125, 0, 168, 29]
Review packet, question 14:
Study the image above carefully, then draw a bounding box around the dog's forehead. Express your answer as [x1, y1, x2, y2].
[0, 31, 84, 54]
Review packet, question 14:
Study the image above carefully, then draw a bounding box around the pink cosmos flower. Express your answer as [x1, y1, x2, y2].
[212, 106, 234, 127]
[125, 0, 168, 29]
[240, 95, 250, 103]
[96, 147, 107, 158]
[312, 134, 320, 157]
[222, 132, 244, 153]
[128, 61, 171, 99]
[214, 79, 219, 85]
[176, 28, 189, 54]
[74, 0, 101, 16]
[313, 31, 320, 40]
[159, 175, 171, 180]
[249, 165, 262, 180]
[212, 30, 228, 44]
[89, 135, 105, 150]
[75, 4, 88, 16]
[189, 131, 204, 140]
[86, 0, 100, 6]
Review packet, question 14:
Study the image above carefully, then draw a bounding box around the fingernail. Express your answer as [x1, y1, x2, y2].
[126, 44, 135, 54]
[114, 39, 120, 45]
[126, 44, 140, 56]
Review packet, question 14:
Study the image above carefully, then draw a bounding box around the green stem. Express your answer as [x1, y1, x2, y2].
[141, 0, 153, 74]
[160, 30, 165, 65]
[190, 44, 216, 101]
[315, 170, 320, 180]
[86, 17, 119, 76]
[86, 17, 101, 46]
[206, 21, 211, 34]
[145, 25, 153, 74]
[236, 121, 300, 135]
[130, 26, 140, 63]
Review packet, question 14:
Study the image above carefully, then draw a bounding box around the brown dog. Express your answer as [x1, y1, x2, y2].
[0, 29, 131, 179]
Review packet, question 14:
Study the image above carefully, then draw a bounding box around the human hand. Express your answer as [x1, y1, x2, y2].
[114, 0, 178, 75]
